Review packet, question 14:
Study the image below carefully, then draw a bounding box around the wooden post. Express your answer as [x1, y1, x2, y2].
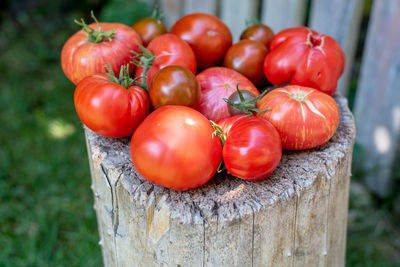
[84, 94, 355, 266]
[261, 0, 308, 33]
[220, 0, 259, 41]
[308, 0, 364, 96]
[353, 0, 400, 197]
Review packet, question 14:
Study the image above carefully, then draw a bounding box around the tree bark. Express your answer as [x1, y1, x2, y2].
[84, 94, 356, 267]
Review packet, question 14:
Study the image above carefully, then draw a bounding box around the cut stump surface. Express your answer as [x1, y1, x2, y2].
[85, 94, 356, 267]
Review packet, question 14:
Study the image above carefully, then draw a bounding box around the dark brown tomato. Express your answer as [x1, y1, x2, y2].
[227, 90, 257, 116]
[149, 65, 201, 109]
[132, 17, 167, 46]
[223, 40, 268, 86]
[240, 24, 274, 48]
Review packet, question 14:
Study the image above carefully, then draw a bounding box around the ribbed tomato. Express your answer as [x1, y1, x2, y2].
[130, 106, 222, 191]
[256, 85, 339, 150]
[264, 26, 345, 95]
[74, 73, 149, 138]
[196, 67, 259, 122]
[61, 22, 142, 85]
[134, 33, 197, 87]
[217, 115, 282, 181]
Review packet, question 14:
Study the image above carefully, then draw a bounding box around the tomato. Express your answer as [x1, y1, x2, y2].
[196, 67, 259, 122]
[132, 16, 167, 46]
[240, 23, 274, 48]
[226, 90, 257, 116]
[149, 65, 201, 108]
[170, 13, 232, 70]
[217, 115, 282, 181]
[225, 89, 261, 116]
[223, 40, 268, 86]
[74, 72, 150, 138]
[264, 26, 345, 95]
[61, 21, 142, 85]
[256, 85, 339, 150]
[130, 106, 222, 191]
[134, 33, 197, 87]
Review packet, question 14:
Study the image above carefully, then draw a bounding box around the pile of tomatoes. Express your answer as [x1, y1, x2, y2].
[61, 11, 345, 191]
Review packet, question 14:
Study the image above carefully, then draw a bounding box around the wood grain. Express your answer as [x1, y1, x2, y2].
[309, 0, 364, 96]
[353, 0, 400, 197]
[183, 0, 218, 15]
[85, 94, 355, 266]
[220, 0, 259, 42]
[261, 0, 307, 33]
[158, 0, 183, 29]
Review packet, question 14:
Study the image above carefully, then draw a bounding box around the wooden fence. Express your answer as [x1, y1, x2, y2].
[152, 0, 400, 197]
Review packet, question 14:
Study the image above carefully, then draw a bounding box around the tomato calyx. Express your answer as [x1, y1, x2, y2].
[104, 64, 135, 89]
[211, 120, 226, 146]
[210, 120, 226, 173]
[74, 11, 116, 43]
[131, 44, 156, 92]
[223, 83, 270, 116]
[288, 88, 314, 102]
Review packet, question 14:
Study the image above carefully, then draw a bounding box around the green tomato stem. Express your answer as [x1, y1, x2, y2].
[74, 11, 116, 43]
[210, 120, 227, 174]
[210, 120, 226, 146]
[104, 64, 135, 89]
[131, 44, 156, 93]
[223, 83, 271, 116]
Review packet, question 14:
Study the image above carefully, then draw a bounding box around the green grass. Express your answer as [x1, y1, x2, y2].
[0, 11, 102, 266]
[0, 1, 399, 266]
[346, 181, 400, 266]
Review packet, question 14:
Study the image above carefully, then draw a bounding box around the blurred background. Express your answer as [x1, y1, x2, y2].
[0, 0, 399, 266]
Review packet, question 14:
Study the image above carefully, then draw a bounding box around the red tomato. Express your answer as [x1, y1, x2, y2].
[223, 40, 268, 86]
[264, 26, 345, 95]
[74, 73, 150, 138]
[240, 23, 274, 48]
[130, 106, 222, 191]
[217, 115, 282, 181]
[132, 17, 167, 46]
[196, 67, 259, 122]
[61, 22, 142, 85]
[170, 13, 232, 70]
[256, 85, 339, 150]
[149, 65, 201, 108]
[135, 33, 197, 87]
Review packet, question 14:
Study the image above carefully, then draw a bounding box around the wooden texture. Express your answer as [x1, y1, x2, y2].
[261, 0, 307, 33]
[309, 0, 363, 96]
[183, 0, 218, 15]
[158, 0, 183, 29]
[85, 94, 355, 266]
[220, 0, 259, 41]
[353, 0, 400, 197]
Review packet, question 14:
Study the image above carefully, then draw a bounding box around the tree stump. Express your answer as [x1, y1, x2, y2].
[84, 94, 355, 267]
